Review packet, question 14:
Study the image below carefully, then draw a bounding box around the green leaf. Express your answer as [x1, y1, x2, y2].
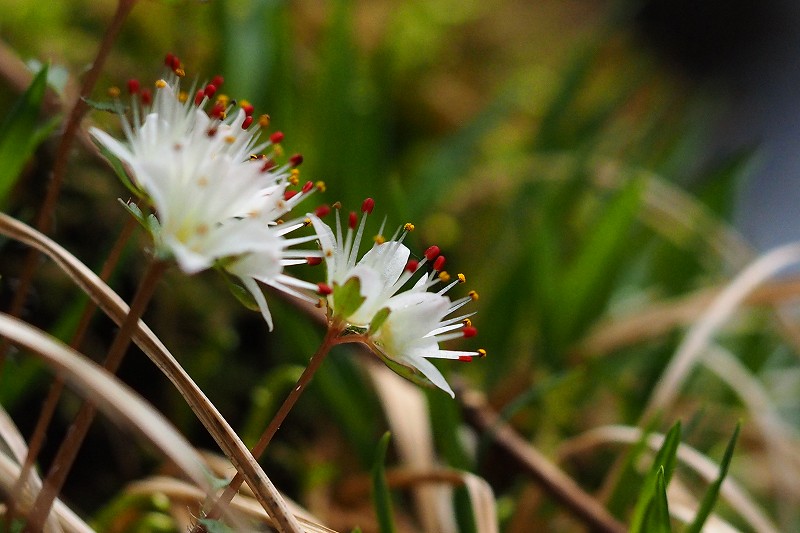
[220, 272, 261, 312]
[0, 66, 59, 207]
[685, 422, 741, 533]
[630, 421, 681, 533]
[95, 137, 141, 197]
[82, 96, 127, 114]
[641, 467, 672, 533]
[371, 431, 396, 533]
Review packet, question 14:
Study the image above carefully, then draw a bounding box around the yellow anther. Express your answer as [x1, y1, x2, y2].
[108, 86, 121, 98]
[175, 68, 186, 78]
[315, 180, 327, 192]
[178, 90, 188, 103]
[463, 318, 472, 327]
[249, 154, 260, 160]
[273, 145, 284, 157]
[404, 222, 415, 232]
[469, 290, 479, 301]
[216, 94, 230, 107]
[374, 234, 386, 245]
[155, 79, 167, 89]
[439, 271, 451, 282]
[332, 201, 342, 210]
[224, 135, 236, 144]
[457, 273, 466, 283]
[288, 174, 299, 186]
[477, 348, 487, 358]
[239, 99, 251, 109]
[303, 217, 312, 225]
[276, 219, 284, 224]
[291, 168, 300, 178]
[326, 249, 334, 257]
[258, 114, 271, 128]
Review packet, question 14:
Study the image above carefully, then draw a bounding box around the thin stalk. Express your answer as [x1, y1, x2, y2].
[9, 215, 137, 519]
[195, 324, 345, 529]
[23, 258, 166, 532]
[0, 0, 138, 369]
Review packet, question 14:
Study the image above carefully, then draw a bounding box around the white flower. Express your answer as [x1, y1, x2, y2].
[90, 55, 320, 329]
[310, 199, 483, 396]
[368, 276, 481, 398]
[310, 198, 443, 326]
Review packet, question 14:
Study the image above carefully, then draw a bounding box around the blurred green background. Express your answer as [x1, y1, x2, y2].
[2, 0, 798, 532]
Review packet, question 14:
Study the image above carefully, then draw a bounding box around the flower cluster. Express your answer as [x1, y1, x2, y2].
[90, 54, 322, 329]
[310, 200, 483, 397]
[92, 55, 482, 394]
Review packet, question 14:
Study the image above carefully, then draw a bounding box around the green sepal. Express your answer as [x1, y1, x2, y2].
[368, 307, 391, 336]
[119, 199, 149, 229]
[333, 276, 366, 319]
[198, 518, 236, 533]
[82, 96, 128, 115]
[219, 270, 261, 312]
[92, 136, 141, 197]
[372, 345, 438, 391]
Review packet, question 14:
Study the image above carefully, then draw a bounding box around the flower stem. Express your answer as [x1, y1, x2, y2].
[9, 215, 137, 522]
[195, 323, 344, 528]
[0, 0, 138, 372]
[23, 257, 166, 533]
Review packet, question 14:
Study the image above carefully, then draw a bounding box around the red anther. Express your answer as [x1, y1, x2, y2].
[462, 326, 478, 338]
[284, 190, 298, 200]
[204, 84, 218, 98]
[194, 89, 205, 106]
[241, 103, 255, 115]
[241, 116, 254, 129]
[361, 197, 375, 214]
[424, 245, 440, 261]
[269, 131, 284, 144]
[458, 355, 474, 362]
[289, 153, 304, 167]
[302, 181, 313, 193]
[405, 259, 419, 272]
[165, 53, 181, 71]
[315, 204, 331, 218]
[307, 257, 323, 266]
[207, 127, 218, 138]
[348, 211, 357, 230]
[317, 282, 333, 295]
[140, 89, 152, 106]
[261, 158, 276, 172]
[210, 102, 226, 118]
[211, 75, 224, 87]
[127, 79, 140, 94]
[433, 255, 446, 271]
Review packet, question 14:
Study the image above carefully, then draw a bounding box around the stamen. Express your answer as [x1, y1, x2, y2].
[332, 201, 342, 210]
[468, 290, 479, 301]
[362, 197, 375, 214]
[194, 89, 205, 106]
[463, 318, 472, 327]
[433, 255, 446, 271]
[284, 190, 298, 200]
[270, 131, 284, 144]
[424, 246, 440, 260]
[315, 181, 327, 192]
[315, 204, 331, 217]
[307, 257, 323, 266]
[178, 91, 188, 103]
[459, 355, 473, 362]
[438, 271, 451, 282]
[348, 211, 358, 230]
[405, 259, 419, 272]
[463, 326, 477, 338]
[204, 83, 217, 98]
[127, 79, 140, 94]
[140, 89, 152, 106]
[289, 153, 304, 167]
[258, 114, 271, 128]
[404, 222, 415, 232]
[241, 116, 253, 129]
[211, 75, 224, 87]
[457, 273, 466, 283]
[317, 283, 333, 295]
[240, 101, 254, 115]
[302, 181, 314, 193]
[477, 349, 487, 358]
[108, 86, 121, 98]
[374, 234, 386, 245]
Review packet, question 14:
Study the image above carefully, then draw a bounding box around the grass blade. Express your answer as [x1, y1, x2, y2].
[629, 421, 680, 533]
[371, 432, 396, 533]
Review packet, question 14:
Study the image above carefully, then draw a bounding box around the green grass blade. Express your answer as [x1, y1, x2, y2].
[684, 422, 741, 533]
[642, 466, 672, 533]
[0, 66, 56, 207]
[629, 421, 681, 533]
[371, 431, 396, 533]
